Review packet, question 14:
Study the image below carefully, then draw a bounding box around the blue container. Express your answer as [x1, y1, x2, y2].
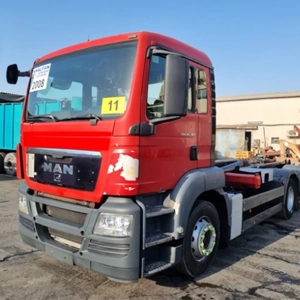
[0, 102, 23, 151]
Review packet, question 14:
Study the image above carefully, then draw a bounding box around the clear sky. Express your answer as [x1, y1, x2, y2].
[1, 0, 299, 97]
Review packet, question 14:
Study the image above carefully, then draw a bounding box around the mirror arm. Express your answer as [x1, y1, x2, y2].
[18, 71, 30, 77]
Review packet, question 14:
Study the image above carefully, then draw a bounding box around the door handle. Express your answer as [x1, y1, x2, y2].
[190, 146, 198, 161]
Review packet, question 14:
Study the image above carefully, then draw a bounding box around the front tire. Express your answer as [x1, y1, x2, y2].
[175, 200, 220, 278]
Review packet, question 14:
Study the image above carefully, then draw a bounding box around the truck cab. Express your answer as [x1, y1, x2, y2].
[7, 31, 299, 283]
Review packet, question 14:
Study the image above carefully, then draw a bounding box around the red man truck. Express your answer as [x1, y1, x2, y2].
[6, 31, 300, 283]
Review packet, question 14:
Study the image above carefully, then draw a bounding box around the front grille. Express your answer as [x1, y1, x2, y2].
[42, 205, 87, 227]
[19, 215, 35, 232]
[87, 240, 130, 258]
[48, 228, 83, 250]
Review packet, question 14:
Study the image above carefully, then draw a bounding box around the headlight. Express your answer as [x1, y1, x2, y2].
[18, 193, 29, 214]
[93, 213, 133, 237]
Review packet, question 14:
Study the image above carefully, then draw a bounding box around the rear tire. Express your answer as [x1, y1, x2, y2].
[0, 152, 5, 174]
[175, 201, 220, 278]
[277, 178, 297, 220]
[4, 152, 17, 176]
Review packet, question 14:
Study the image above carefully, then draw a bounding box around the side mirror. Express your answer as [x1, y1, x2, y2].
[6, 64, 19, 84]
[6, 64, 30, 84]
[164, 55, 189, 117]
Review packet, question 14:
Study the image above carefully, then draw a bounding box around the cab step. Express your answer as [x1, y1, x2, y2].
[144, 260, 172, 276]
[145, 232, 173, 248]
[146, 205, 174, 218]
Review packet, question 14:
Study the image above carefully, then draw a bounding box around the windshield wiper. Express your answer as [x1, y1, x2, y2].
[58, 114, 102, 125]
[27, 114, 58, 122]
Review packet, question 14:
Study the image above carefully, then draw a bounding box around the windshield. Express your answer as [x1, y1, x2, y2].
[26, 41, 137, 121]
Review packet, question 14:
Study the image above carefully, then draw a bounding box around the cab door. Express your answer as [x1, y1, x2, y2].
[138, 54, 199, 195]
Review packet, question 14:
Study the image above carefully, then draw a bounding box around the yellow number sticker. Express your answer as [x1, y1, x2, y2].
[101, 96, 126, 114]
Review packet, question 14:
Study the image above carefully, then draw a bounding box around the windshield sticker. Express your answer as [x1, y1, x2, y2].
[29, 63, 51, 93]
[101, 96, 126, 114]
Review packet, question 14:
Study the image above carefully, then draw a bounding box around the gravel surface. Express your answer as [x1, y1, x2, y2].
[1, 174, 300, 300]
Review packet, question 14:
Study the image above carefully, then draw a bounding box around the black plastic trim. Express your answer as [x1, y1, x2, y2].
[128, 122, 155, 136]
[190, 146, 198, 161]
[18, 143, 25, 179]
[128, 117, 181, 136]
[210, 69, 216, 167]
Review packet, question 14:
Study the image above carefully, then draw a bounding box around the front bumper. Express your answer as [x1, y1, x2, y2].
[18, 184, 141, 283]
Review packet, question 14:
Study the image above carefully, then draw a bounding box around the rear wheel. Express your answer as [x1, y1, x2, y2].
[175, 201, 220, 277]
[0, 152, 5, 174]
[4, 152, 17, 176]
[277, 178, 297, 220]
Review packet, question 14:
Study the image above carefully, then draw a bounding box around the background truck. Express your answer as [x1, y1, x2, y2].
[6, 31, 300, 283]
[0, 92, 24, 175]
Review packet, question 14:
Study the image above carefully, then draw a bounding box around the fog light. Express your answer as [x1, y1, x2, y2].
[18, 193, 29, 214]
[93, 213, 133, 237]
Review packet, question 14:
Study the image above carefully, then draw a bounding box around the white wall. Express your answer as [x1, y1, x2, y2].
[216, 92, 300, 150]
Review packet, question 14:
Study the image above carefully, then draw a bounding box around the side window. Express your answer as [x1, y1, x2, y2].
[271, 137, 280, 144]
[195, 68, 208, 114]
[146, 55, 193, 119]
[147, 55, 166, 119]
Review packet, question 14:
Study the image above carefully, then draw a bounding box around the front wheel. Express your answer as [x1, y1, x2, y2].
[175, 200, 220, 278]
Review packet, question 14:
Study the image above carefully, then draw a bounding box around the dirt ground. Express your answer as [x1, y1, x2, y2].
[0, 174, 300, 300]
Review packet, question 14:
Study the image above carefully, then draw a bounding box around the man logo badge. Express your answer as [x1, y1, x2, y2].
[54, 173, 61, 182]
[42, 162, 73, 175]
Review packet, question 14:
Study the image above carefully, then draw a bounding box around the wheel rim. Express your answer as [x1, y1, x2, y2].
[287, 186, 294, 212]
[6, 160, 13, 170]
[191, 217, 216, 261]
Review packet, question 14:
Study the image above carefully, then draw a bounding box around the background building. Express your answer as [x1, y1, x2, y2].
[216, 90, 300, 158]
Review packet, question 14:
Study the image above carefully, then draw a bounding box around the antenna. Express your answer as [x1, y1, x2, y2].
[87, 34, 90, 41]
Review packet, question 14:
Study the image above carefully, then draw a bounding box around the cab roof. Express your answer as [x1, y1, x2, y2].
[37, 31, 213, 68]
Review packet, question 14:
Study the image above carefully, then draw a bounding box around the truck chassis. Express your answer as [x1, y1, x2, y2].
[18, 159, 300, 282]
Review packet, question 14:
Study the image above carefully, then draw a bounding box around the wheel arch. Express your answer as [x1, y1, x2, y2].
[290, 173, 299, 194]
[166, 167, 230, 240]
[192, 189, 231, 247]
